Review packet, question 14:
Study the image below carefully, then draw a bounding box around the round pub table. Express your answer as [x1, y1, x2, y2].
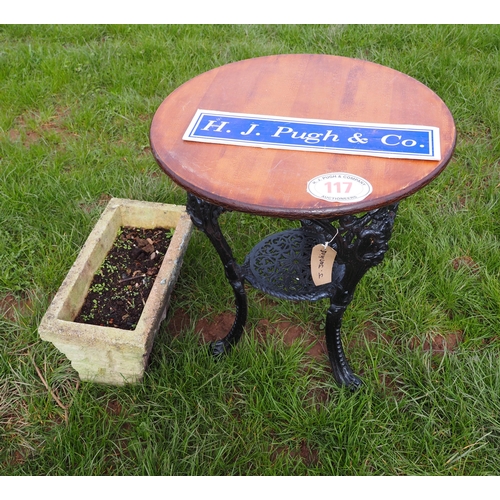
[150, 54, 456, 389]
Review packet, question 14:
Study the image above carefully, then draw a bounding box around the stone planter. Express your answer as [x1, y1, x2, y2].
[39, 198, 193, 385]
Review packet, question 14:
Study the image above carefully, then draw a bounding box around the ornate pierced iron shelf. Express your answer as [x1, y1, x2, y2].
[241, 228, 335, 302]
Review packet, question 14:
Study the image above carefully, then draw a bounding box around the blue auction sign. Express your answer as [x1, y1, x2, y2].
[183, 109, 441, 161]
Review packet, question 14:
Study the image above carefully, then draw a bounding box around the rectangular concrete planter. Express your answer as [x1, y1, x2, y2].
[39, 198, 193, 385]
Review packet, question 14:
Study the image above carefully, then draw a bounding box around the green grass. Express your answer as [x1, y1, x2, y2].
[1, 24, 500, 476]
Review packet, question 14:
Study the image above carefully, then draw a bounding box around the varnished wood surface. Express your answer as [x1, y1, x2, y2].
[150, 54, 456, 218]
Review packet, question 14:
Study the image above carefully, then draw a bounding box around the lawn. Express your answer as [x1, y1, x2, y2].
[1, 24, 499, 475]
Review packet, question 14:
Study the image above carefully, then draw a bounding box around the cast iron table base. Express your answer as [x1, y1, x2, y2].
[187, 192, 399, 390]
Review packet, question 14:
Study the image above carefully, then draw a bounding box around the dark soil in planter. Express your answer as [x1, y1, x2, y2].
[74, 226, 172, 330]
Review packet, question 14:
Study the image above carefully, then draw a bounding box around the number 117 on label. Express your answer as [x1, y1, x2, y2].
[307, 172, 373, 203]
[325, 181, 352, 194]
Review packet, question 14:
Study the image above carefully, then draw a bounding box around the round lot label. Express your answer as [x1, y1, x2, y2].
[307, 172, 373, 203]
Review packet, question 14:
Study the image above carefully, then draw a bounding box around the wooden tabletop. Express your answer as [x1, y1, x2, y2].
[150, 54, 456, 219]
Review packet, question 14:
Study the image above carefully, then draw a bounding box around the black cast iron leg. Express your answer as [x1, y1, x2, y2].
[186, 193, 248, 357]
[325, 302, 362, 389]
[317, 203, 399, 389]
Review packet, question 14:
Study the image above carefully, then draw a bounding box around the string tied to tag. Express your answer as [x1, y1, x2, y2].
[311, 228, 339, 286]
[322, 228, 339, 248]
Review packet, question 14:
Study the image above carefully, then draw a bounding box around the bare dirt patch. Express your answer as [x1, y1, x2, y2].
[8, 108, 77, 148]
[195, 312, 236, 343]
[166, 307, 192, 338]
[409, 331, 464, 354]
[173, 311, 328, 360]
[348, 321, 392, 349]
[270, 439, 319, 467]
[0, 294, 32, 322]
[105, 399, 123, 416]
[452, 255, 480, 274]
[254, 318, 327, 360]
[79, 193, 112, 214]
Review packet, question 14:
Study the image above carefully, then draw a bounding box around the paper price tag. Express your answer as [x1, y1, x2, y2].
[311, 244, 337, 286]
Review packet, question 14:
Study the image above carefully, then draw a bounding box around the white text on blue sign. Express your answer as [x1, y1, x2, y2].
[183, 110, 441, 161]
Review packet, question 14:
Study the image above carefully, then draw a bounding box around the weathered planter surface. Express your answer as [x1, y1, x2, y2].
[39, 198, 193, 385]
